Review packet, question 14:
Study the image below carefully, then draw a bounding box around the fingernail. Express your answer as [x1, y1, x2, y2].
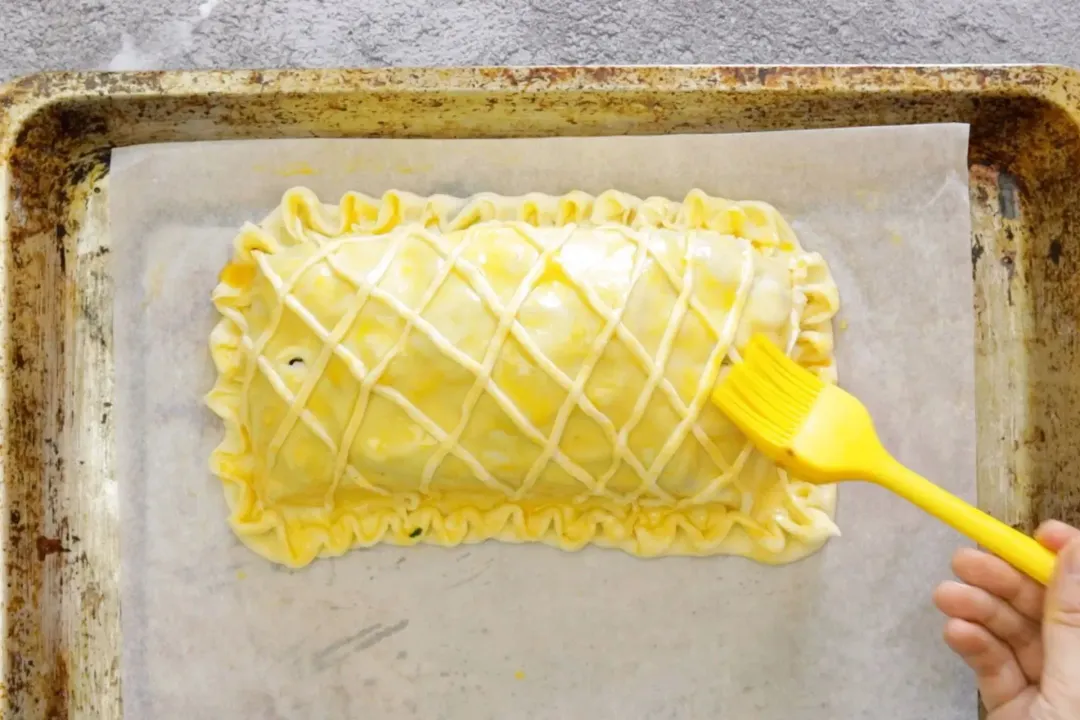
[1064, 541, 1080, 577]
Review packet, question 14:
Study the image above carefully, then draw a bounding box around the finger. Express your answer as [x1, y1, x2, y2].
[943, 618, 1028, 713]
[1036, 520, 1080, 553]
[1040, 537, 1080, 719]
[952, 547, 1045, 622]
[933, 581, 1043, 681]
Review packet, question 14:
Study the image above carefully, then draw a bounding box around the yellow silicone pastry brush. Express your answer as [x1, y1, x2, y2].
[713, 334, 1055, 585]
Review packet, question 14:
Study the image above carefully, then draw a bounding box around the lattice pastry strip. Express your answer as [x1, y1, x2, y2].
[319, 230, 608, 495]
[207, 188, 841, 567]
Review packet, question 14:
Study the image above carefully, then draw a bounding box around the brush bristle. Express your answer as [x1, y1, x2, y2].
[714, 336, 825, 453]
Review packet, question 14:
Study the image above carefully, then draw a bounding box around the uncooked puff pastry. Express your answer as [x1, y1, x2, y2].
[207, 187, 841, 568]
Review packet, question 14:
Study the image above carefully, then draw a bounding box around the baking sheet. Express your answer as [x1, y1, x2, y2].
[111, 126, 975, 720]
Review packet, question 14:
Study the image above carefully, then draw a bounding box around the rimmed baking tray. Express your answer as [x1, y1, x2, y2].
[1, 65, 1078, 718]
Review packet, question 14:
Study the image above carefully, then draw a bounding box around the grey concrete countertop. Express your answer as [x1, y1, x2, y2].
[0, 3, 1073, 720]
[1, 0, 1078, 83]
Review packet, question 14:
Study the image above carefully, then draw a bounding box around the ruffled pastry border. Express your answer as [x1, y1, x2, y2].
[207, 188, 840, 567]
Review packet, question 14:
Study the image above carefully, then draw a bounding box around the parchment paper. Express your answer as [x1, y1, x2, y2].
[111, 126, 976, 720]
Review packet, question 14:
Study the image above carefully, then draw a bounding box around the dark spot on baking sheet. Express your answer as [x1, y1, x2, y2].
[971, 238, 985, 276]
[1001, 253, 1015, 278]
[35, 535, 68, 561]
[1049, 238, 1063, 265]
[998, 171, 1020, 219]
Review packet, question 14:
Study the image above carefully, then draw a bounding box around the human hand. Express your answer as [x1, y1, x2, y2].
[934, 520, 1080, 720]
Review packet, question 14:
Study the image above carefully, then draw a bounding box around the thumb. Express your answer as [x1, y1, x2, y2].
[1041, 536, 1080, 716]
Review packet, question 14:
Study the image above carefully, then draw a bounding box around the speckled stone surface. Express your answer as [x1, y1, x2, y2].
[1, 0, 1078, 82]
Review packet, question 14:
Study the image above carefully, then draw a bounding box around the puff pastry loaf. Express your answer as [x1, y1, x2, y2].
[207, 187, 841, 567]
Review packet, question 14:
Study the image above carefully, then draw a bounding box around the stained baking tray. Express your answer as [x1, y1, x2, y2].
[1, 65, 1079, 718]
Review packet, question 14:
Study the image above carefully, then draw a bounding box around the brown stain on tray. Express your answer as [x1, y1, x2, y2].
[42, 649, 68, 720]
[34, 537, 67, 562]
[3, 65, 1080, 718]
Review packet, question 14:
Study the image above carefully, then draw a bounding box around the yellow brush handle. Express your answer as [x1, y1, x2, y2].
[870, 456, 1055, 586]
